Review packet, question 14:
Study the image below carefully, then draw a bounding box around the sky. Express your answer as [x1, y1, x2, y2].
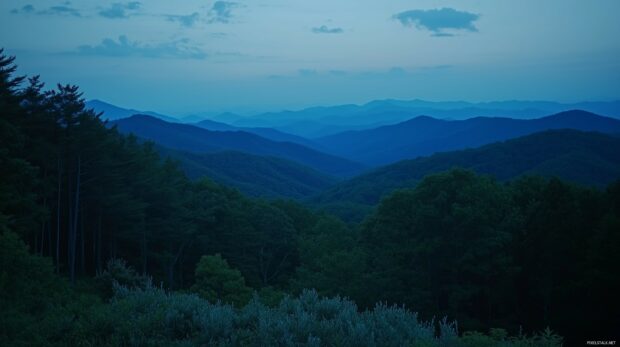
[1, 0, 619, 115]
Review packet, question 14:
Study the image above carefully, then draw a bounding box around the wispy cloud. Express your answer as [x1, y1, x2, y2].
[311, 25, 344, 34]
[393, 8, 479, 37]
[10, 4, 35, 14]
[298, 69, 318, 76]
[209, 1, 238, 24]
[166, 12, 200, 28]
[98, 2, 141, 19]
[13, 3, 83, 17]
[73, 35, 207, 59]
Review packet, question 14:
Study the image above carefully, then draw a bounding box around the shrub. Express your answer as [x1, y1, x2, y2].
[95, 258, 152, 298]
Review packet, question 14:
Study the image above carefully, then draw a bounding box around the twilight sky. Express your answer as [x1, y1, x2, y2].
[1, 0, 619, 115]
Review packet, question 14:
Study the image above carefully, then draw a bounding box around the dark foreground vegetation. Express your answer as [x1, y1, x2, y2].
[1, 50, 618, 345]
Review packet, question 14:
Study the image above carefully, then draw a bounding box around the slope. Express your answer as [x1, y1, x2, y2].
[86, 99, 179, 122]
[158, 148, 337, 199]
[316, 110, 620, 165]
[194, 119, 323, 150]
[113, 114, 364, 177]
[313, 130, 620, 220]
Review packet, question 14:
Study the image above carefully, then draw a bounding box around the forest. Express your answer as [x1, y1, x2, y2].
[1, 49, 619, 346]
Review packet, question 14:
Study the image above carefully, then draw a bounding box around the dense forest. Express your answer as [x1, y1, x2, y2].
[1, 50, 619, 346]
[314, 129, 620, 221]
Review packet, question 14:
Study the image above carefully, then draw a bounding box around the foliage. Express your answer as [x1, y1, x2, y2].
[0, 230, 100, 347]
[357, 169, 619, 342]
[191, 254, 252, 307]
[314, 129, 620, 222]
[66, 286, 564, 347]
[163, 148, 337, 199]
[291, 215, 366, 299]
[361, 170, 519, 330]
[95, 258, 152, 298]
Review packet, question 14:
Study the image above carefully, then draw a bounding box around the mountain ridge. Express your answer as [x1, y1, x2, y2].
[158, 147, 337, 199]
[312, 129, 620, 221]
[316, 110, 620, 165]
[112, 114, 365, 177]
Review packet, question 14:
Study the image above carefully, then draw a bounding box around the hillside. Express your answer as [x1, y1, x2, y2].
[113, 115, 364, 177]
[316, 110, 620, 165]
[159, 148, 337, 199]
[223, 100, 620, 137]
[194, 119, 323, 150]
[86, 99, 178, 122]
[313, 130, 620, 219]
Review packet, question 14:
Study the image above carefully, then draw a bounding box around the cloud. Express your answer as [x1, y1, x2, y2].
[298, 69, 318, 76]
[11, 2, 83, 17]
[10, 4, 35, 14]
[98, 2, 141, 19]
[311, 25, 344, 34]
[39, 3, 83, 17]
[209, 1, 238, 23]
[73, 35, 207, 59]
[393, 8, 479, 36]
[166, 12, 200, 28]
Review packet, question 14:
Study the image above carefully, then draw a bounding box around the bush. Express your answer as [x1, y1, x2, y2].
[72, 286, 563, 346]
[190, 254, 252, 307]
[0, 231, 97, 347]
[95, 258, 152, 298]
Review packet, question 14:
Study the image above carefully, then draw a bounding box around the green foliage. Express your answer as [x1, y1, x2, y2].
[314, 129, 620, 222]
[0, 230, 99, 347]
[191, 254, 252, 307]
[256, 286, 286, 307]
[95, 258, 152, 298]
[361, 169, 519, 330]
[461, 327, 563, 347]
[164, 148, 337, 199]
[292, 215, 366, 299]
[73, 287, 447, 347]
[68, 286, 563, 347]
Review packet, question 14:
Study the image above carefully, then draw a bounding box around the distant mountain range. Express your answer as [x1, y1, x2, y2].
[216, 99, 620, 137]
[158, 148, 337, 199]
[112, 115, 364, 177]
[313, 130, 620, 221]
[86, 99, 178, 122]
[316, 110, 620, 165]
[193, 119, 323, 150]
[88, 98, 620, 138]
[87, 100, 324, 148]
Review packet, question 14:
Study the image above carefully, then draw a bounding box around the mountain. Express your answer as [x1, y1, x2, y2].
[316, 110, 620, 165]
[86, 99, 179, 122]
[194, 120, 322, 150]
[313, 130, 620, 221]
[194, 119, 238, 131]
[112, 115, 364, 177]
[90, 98, 620, 138]
[159, 148, 337, 199]
[217, 100, 620, 137]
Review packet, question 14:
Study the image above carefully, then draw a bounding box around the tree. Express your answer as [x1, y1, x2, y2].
[292, 215, 366, 300]
[361, 169, 519, 330]
[190, 254, 251, 307]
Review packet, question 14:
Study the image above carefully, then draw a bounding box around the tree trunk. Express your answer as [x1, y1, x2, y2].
[39, 197, 46, 255]
[80, 205, 85, 275]
[166, 241, 188, 288]
[39, 169, 48, 256]
[141, 216, 147, 274]
[56, 158, 62, 273]
[69, 155, 81, 284]
[96, 209, 102, 274]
